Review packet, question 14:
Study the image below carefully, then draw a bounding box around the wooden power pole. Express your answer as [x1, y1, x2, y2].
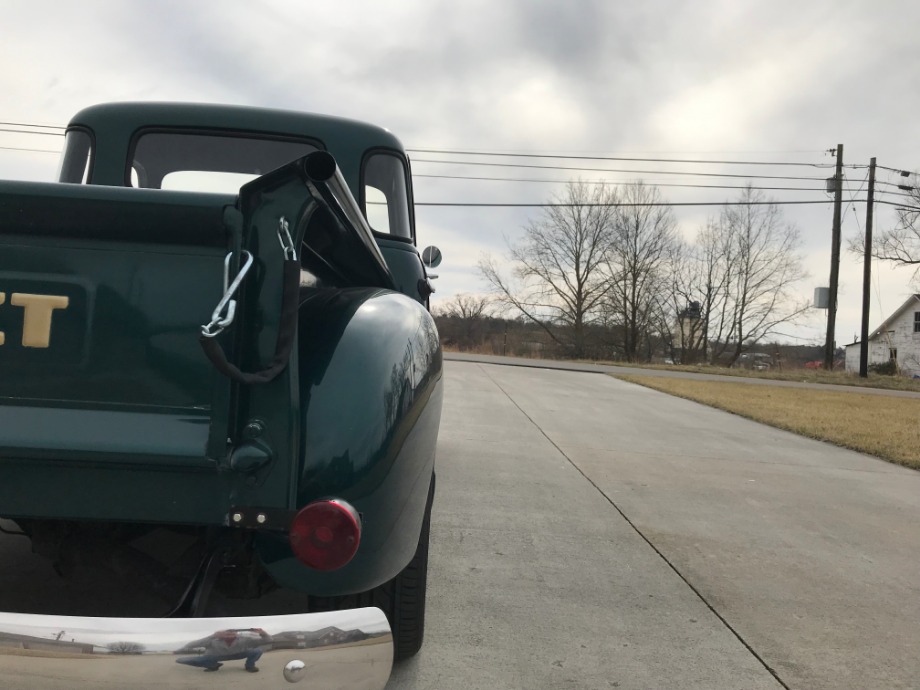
[824, 144, 844, 370]
[858, 157, 877, 377]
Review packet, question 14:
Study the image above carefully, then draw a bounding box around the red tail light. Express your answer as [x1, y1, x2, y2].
[289, 499, 361, 571]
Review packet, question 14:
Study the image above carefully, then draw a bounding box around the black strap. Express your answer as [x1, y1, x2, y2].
[199, 259, 300, 385]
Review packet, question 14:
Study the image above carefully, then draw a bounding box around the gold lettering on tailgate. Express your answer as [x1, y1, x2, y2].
[10, 293, 70, 348]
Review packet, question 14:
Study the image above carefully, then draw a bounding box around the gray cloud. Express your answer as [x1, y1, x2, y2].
[2, 0, 920, 341]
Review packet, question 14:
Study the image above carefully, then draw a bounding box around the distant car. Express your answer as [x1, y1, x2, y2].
[804, 360, 823, 369]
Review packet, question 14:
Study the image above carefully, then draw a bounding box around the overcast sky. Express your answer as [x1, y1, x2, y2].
[3, 0, 919, 347]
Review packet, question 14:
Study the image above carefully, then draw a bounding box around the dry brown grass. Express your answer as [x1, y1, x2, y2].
[616, 375, 920, 470]
[598, 361, 920, 392]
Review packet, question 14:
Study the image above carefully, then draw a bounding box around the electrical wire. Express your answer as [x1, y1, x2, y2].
[876, 178, 917, 191]
[408, 148, 840, 168]
[414, 172, 877, 194]
[0, 127, 64, 137]
[877, 164, 918, 177]
[416, 200, 840, 208]
[0, 121, 65, 130]
[0, 145, 60, 154]
[411, 158, 829, 181]
[876, 199, 920, 211]
[842, 169, 870, 235]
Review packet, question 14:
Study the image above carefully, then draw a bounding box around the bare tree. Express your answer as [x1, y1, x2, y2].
[434, 293, 493, 351]
[107, 641, 145, 654]
[869, 182, 920, 283]
[668, 218, 735, 363]
[667, 239, 708, 363]
[436, 293, 492, 321]
[479, 181, 616, 357]
[604, 182, 679, 362]
[710, 187, 809, 365]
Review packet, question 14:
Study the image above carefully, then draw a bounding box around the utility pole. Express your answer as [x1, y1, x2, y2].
[824, 144, 844, 370]
[858, 157, 877, 377]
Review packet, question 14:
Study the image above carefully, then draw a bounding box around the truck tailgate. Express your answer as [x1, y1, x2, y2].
[0, 181, 234, 522]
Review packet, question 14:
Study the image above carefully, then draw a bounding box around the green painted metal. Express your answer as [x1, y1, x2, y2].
[258, 288, 443, 595]
[0, 102, 442, 597]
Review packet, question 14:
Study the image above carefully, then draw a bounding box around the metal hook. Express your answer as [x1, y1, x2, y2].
[201, 250, 254, 338]
[278, 217, 297, 261]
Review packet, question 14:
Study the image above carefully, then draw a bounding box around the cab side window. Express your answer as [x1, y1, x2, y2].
[362, 153, 412, 240]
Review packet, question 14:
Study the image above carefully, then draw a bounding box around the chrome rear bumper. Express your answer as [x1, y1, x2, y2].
[0, 606, 391, 689]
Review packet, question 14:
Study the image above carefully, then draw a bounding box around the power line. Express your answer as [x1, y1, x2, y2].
[407, 148, 840, 168]
[0, 145, 59, 154]
[771, 331, 823, 342]
[0, 127, 64, 137]
[842, 169, 870, 234]
[411, 158, 828, 181]
[414, 172, 875, 194]
[876, 199, 920, 211]
[877, 164, 917, 177]
[876, 178, 916, 189]
[0, 121, 65, 131]
[416, 200, 841, 208]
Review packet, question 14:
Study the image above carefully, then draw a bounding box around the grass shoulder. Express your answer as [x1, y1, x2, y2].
[615, 374, 920, 470]
[580, 360, 920, 392]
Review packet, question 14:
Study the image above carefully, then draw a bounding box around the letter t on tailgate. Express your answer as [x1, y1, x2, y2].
[10, 293, 69, 348]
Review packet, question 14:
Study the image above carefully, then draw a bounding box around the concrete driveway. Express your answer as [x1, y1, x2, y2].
[388, 361, 920, 689]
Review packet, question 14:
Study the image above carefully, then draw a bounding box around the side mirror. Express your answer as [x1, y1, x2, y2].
[421, 246, 442, 270]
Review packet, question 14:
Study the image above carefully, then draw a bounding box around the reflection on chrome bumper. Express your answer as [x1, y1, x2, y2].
[0, 606, 391, 689]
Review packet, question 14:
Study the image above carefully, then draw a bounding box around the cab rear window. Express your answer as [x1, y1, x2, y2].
[129, 131, 318, 193]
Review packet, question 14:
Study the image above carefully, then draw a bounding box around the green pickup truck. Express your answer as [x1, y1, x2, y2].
[0, 102, 443, 688]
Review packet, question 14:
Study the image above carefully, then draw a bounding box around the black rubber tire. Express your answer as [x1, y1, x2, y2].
[370, 499, 430, 661]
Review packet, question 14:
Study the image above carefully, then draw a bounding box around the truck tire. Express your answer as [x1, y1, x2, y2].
[370, 500, 430, 661]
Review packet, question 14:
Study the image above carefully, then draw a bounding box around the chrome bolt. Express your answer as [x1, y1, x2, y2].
[284, 659, 307, 683]
[232, 512, 243, 523]
[256, 513, 267, 524]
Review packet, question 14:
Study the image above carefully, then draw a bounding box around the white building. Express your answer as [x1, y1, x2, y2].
[844, 294, 920, 377]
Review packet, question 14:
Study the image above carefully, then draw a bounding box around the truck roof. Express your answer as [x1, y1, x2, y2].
[68, 102, 406, 153]
[66, 102, 408, 192]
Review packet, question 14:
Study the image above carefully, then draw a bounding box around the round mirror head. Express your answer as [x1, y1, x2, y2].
[422, 246, 443, 268]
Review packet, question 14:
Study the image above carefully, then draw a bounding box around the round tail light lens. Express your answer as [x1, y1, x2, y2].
[289, 499, 361, 571]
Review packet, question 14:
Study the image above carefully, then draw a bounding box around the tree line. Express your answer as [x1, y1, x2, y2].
[451, 181, 810, 367]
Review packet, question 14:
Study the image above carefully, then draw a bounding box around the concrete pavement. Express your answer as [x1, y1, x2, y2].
[389, 361, 920, 689]
[389, 363, 783, 689]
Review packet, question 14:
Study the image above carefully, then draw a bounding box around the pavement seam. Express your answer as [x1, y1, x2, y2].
[479, 363, 792, 690]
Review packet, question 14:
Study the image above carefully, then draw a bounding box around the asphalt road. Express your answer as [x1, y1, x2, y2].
[387, 361, 920, 690]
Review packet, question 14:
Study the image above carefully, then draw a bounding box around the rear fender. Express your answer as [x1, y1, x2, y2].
[257, 288, 442, 595]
